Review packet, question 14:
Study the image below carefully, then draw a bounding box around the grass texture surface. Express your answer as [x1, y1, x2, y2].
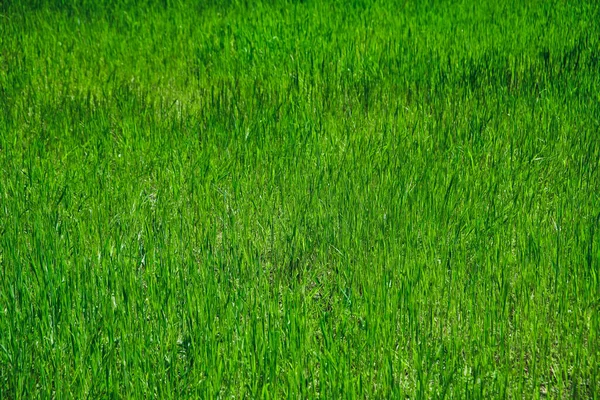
[1, 0, 599, 398]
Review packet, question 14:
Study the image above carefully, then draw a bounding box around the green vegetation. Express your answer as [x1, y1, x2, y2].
[1, 0, 599, 398]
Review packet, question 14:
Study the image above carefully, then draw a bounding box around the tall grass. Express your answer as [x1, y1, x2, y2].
[1, 0, 599, 397]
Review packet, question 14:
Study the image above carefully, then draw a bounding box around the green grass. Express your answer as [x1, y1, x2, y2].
[1, 0, 599, 398]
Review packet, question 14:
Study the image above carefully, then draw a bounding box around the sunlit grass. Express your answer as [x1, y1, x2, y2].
[1, 0, 599, 398]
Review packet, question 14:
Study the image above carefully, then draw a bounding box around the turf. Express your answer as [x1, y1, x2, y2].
[1, 0, 599, 398]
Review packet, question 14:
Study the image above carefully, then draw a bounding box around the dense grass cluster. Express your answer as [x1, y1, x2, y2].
[1, 0, 599, 398]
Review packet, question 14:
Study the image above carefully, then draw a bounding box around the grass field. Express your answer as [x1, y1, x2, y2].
[1, 0, 599, 398]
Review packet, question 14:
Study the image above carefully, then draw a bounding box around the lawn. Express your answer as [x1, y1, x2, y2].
[1, 0, 599, 398]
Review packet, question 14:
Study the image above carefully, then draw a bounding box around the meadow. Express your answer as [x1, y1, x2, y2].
[0, 0, 599, 398]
